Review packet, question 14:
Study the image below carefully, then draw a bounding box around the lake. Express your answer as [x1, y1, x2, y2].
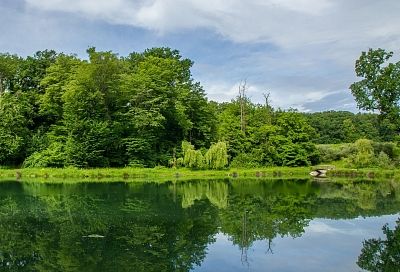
[0, 179, 399, 271]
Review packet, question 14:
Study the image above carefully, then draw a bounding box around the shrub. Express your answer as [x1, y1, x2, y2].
[372, 142, 399, 159]
[230, 153, 262, 168]
[279, 143, 311, 166]
[23, 141, 66, 168]
[339, 144, 357, 158]
[347, 139, 375, 168]
[316, 143, 356, 163]
[375, 151, 393, 169]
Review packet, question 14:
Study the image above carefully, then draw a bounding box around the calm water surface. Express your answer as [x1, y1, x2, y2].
[0, 179, 399, 271]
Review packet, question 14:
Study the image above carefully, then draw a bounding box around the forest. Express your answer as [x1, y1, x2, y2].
[0, 47, 399, 169]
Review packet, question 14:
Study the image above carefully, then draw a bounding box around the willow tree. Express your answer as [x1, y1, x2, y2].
[205, 142, 228, 169]
[182, 141, 204, 169]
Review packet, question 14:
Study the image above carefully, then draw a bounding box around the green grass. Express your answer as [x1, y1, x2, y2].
[316, 143, 354, 149]
[0, 167, 313, 183]
[0, 166, 399, 184]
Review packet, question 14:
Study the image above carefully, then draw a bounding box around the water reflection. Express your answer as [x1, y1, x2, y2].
[0, 179, 399, 271]
[357, 218, 400, 272]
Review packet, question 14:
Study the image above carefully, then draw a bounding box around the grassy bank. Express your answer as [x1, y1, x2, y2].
[0, 167, 313, 183]
[0, 166, 399, 183]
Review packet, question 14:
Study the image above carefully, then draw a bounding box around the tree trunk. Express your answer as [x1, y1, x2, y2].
[239, 81, 246, 133]
[0, 74, 3, 95]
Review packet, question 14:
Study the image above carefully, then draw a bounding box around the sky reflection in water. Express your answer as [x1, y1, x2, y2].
[195, 215, 399, 272]
[0, 179, 399, 272]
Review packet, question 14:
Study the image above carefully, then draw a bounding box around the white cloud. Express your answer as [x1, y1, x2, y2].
[306, 220, 368, 236]
[24, 0, 400, 49]
[25, 0, 138, 25]
[201, 77, 340, 110]
[12, 0, 400, 110]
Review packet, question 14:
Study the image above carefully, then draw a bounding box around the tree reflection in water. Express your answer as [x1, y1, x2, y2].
[358, 218, 400, 272]
[0, 179, 399, 271]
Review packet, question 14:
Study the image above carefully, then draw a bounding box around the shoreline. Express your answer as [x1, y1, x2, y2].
[0, 167, 398, 183]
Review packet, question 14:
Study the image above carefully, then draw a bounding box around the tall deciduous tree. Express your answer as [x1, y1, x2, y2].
[39, 54, 81, 124]
[62, 48, 125, 167]
[0, 53, 20, 95]
[16, 50, 58, 94]
[350, 48, 400, 129]
[0, 92, 32, 165]
[122, 47, 213, 166]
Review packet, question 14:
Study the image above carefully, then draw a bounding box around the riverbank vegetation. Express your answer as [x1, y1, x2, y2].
[1, 166, 400, 184]
[1, 47, 399, 171]
[317, 140, 400, 168]
[0, 167, 312, 183]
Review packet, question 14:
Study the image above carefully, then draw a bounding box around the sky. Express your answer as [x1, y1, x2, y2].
[1, 0, 400, 112]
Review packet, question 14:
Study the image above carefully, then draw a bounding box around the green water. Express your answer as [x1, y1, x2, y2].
[0, 179, 399, 271]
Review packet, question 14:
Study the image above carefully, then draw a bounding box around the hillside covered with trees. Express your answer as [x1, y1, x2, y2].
[0, 47, 399, 169]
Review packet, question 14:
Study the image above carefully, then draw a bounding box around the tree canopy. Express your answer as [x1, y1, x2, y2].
[350, 48, 400, 131]
[0, 47, 397, 168]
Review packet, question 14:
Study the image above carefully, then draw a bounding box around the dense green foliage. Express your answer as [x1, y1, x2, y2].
[350, 48, 400, 133]
[0, 47, 324, 168]
[0, 47, 399, 168]
[304, 111, 396, 144]
[217, 103, 319, 167]
[0, 48, 218, 168]
[317, 140, 400, 168]
[179, 141, 228, 169]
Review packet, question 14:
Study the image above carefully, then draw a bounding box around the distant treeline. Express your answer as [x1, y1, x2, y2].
[0, 48, 396, 168]
[304, 111, 396, 144]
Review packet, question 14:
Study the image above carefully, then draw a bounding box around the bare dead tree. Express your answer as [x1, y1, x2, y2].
[0, 74, 3, 96]
[238, 81, 248, 133]
[241, 210, 249, 267]
[266, 238, 274, 254]
[262, 92, 271, 109]
[262, 91, 273, 124]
